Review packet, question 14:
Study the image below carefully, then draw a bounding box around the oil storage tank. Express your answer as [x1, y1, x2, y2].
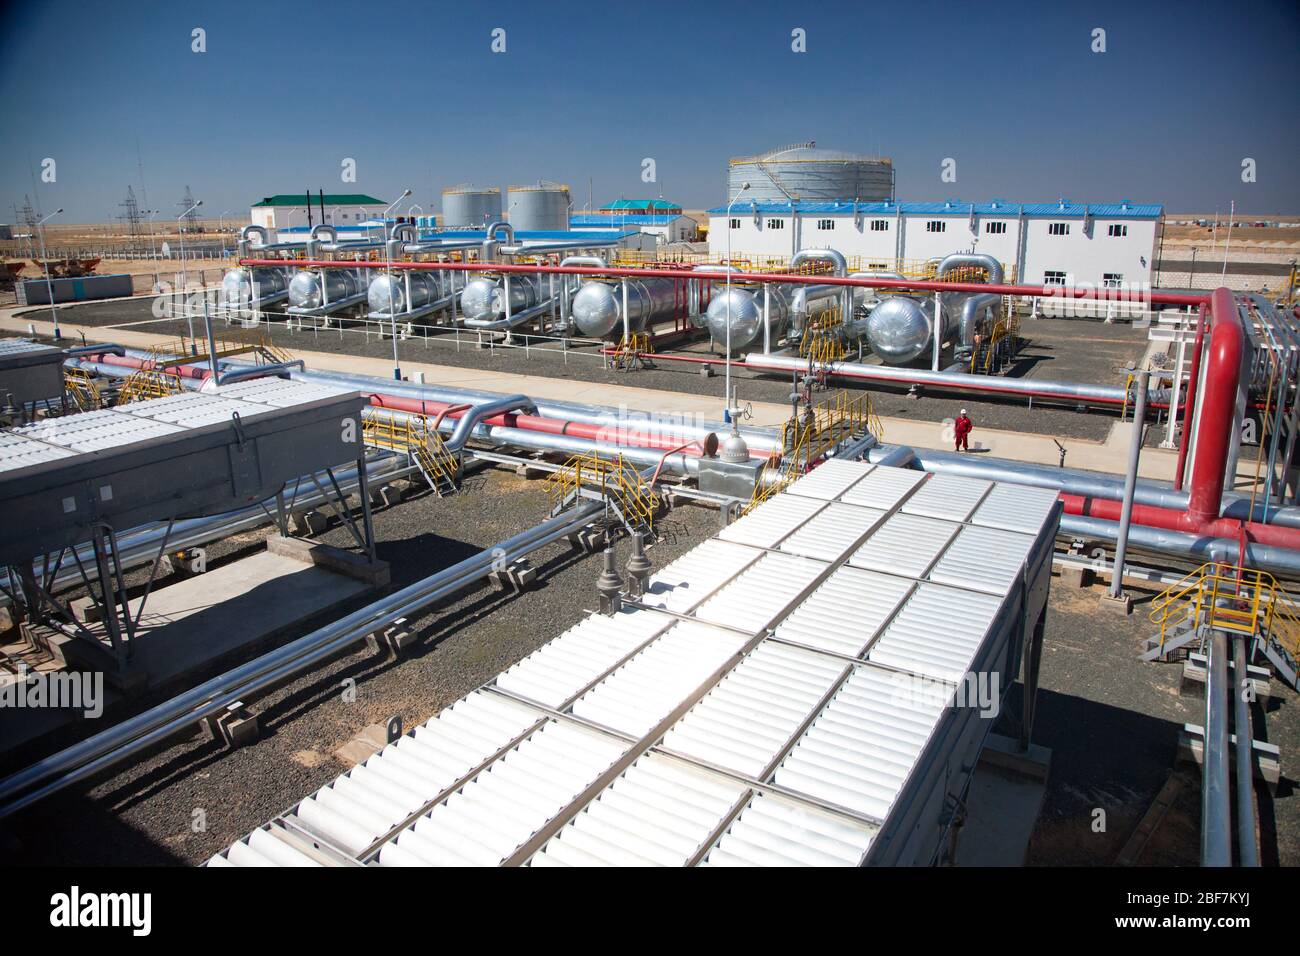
[508, 181, 570, 231]
[442, 184, 502, 228]
[728, 142, 894, 202]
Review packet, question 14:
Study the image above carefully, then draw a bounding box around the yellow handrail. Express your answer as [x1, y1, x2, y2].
[546, 452, 657, 530]
[1147, 560, 1300, 655]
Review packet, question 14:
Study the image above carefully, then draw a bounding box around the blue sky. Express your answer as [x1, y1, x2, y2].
[2, 0, 1296, 222]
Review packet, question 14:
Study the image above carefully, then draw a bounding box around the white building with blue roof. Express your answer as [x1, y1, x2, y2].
[707, 198, 1163, 290]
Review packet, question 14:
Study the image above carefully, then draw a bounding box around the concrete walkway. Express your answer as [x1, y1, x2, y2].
[0, 307, 1223, 483]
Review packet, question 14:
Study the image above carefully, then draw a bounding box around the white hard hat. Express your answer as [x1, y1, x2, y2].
[960, 408, 967, 415]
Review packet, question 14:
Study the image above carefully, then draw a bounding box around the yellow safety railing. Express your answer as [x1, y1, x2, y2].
[1148, 561, 1300, 657]
[63, 367, 102, 412]
[362, 411, 459, 493]
[142, 330, 295, 370]
[545, 452, 657, 531]
[746, 392, 880, 513]
[116, 368, 186, 405]
[799, 309, 850, 365]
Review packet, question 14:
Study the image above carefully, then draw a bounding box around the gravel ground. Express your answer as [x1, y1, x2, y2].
[36, 299, 1152, 442]
[2, 467, 1297, 866]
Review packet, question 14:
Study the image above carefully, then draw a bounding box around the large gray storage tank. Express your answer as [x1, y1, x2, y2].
[507, 181, 570, 231]
[727, 142, 894, 203]
[441, 185, 502, 228]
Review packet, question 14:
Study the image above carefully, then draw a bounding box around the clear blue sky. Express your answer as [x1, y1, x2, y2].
[2, 0, 1296, 223]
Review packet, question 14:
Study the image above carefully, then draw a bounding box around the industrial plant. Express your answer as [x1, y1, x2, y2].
[0, 2, 1298, 908]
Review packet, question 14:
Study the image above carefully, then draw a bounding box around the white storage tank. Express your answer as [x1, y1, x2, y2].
[441, 185, 502, 228]
[728, 142, 894, 203]
[508, 181, 570, 231]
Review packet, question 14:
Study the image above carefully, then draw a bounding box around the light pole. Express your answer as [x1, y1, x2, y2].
[177, 198, 203, 348]
[724, 181, 750, 420]
[385, 189, 413, 379]
[219, 209, 232, 253]
[36, 209, 64, 340]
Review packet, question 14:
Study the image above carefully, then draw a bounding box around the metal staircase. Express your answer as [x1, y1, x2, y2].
[362, 412, 460, 496]
[1146, 561, 1300, 688]
[545, 453, 657, 537]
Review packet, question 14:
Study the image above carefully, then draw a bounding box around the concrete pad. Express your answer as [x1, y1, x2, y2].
[264, 535, 390, 586]
[953, 762, 1048, 866]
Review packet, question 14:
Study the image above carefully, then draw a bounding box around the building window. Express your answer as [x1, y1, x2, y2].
[766, 218, 785, 230]
[870, 219, 889, 231]
[729, 218, 740, 229]
[341, 213, 349, 220]
[985, 221, 1007, 235]
[926, 220, 946, 233]
[817, 219, 835, 230]
[1048, 222, 1070, 236]
[1103, 273, 1124, 288]
[1108, 224, 1128, 237]
[1044, 270, 1067, 286]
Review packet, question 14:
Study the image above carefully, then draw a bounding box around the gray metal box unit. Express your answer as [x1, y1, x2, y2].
[0, 339, 65, 406]
[0, 386, 365, 566]
[16, 273, 134, 305]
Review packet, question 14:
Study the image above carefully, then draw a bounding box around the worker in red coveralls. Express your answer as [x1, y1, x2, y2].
[954, 408, 973, 452]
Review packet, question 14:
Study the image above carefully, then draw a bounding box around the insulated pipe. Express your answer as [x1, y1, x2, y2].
[936, 253, 1004, 351]
[1203, 629, 1233, 866]
[1110, 369, 1149, 598]
[306, 224, 337, 259]
[480, 220, 514, 262]
[237, 225, 269, 258]
[1059, 513, 1300, 577]
[0, 501, 606, 820]
[440, 395, 536, 452]
[1187, 289, 1245, 525]
[1233, 634, 1260, 866]
[745, 351, 1169, 409]
[791, 249, 849, 341]
[958, 293, 1003, 350]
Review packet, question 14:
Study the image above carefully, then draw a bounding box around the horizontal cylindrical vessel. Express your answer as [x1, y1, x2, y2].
[706, 283, 840, 352]
[288, 269, 359, 309]
[367, 272, 445, 314]
[221, 267, 287, 305]
[571, 277, 679, 339]
[864, 295, 946, 364]
[458, 273, 547, 322]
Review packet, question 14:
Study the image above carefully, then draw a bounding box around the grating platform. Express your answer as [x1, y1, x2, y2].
[0, 381, 365, 566]
[211, 461, 1060, 868]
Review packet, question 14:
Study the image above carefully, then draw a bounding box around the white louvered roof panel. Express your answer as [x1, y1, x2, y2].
[528, 754, 748, 867]
[716, 493, 826, 548]
[847, 512, 958, 579]
[640, 538, 761, 615]
[494, 607, 675, 709]
[838, 465, 927, 510]
[928, 524, 1036, 596]
[783, 458, 874, 501]
[774, 565, 915, 658]
[694, 551, 828, 634]
[970, 482, 1061, 533]
[703, 791, 878, 866]
[779, 502, 887, 563]
[660, 640, 848, 777]
[900, 473, 993, 522]
[866, 583, 1004, 683]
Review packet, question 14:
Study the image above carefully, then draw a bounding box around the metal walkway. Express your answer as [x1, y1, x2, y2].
[210, 461, 1060, 867]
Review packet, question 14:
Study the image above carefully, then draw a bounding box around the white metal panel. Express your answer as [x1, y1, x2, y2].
[837, 465, 927, 510]
[641, 538, 762, 614]
[122, 392, 277, 427]
[772, 664, 952, 820]
[661, 640, 847, 777]
[211, 828, 324, 868]
[216, 377, 353, 407]
[970, 482, 1061, 534]
[494, 608, 675, 708]
[847, 512, 958, 579]
[16, 410, 183, 452]
[779, 503, 887, 562]
[774, 566, 915, 657]
[280, 689, 543, 857]
[528, 754, 748, 866]
[694, 551, 829, 635]
[377, 719, 628, 866]
[928, 525, 1035, 596]
[783, 458, 874, 501]
[571, 621, 750, 738]
[900, 473, 993, 522]
[703, 791, 878, 866]
[716, 494, 826, 549]
[0, 432, 76, 472]
[866, 582, 1004, 682]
